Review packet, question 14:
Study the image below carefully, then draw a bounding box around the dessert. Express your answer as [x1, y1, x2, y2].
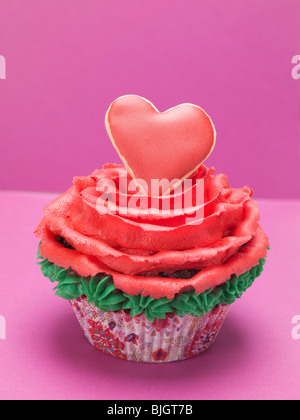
[36, 95, 269, 362]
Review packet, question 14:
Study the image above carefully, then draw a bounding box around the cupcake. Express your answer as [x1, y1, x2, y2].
[36, 95, 269, 363]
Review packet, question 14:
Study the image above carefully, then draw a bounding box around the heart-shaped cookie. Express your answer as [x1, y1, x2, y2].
[105, 95, 216, 195]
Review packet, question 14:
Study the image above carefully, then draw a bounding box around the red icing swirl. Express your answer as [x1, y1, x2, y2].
[36, 164, 269, 299]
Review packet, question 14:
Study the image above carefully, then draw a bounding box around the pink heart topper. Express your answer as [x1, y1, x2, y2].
[105, 95, 216, 195]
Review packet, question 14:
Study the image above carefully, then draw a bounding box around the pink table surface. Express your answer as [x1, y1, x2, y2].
[0, 190, 299, 400]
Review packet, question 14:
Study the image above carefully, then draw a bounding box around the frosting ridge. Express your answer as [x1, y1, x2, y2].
[36, 164, 269, 299]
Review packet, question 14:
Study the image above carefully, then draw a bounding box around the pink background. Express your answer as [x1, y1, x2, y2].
[0, 0, 300, 198]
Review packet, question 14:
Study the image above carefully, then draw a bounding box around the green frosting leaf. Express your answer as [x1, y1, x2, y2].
[37, 247, 267, 322]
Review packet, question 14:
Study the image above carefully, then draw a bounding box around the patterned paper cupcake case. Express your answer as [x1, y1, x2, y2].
[70, 297, 230, 363]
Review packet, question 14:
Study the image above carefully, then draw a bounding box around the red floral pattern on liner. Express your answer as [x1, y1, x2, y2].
[124, 333, 139, 346]
[88, 319, 127, 360]
[36, 164, 269, 299]
[151, 313, 176, 332]
[183, 305, 226, 359]
[70, 297, 230, 363]
[152, 348, 168, 362]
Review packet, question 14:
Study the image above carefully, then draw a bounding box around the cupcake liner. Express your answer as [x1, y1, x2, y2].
[70, 297, 230, 363]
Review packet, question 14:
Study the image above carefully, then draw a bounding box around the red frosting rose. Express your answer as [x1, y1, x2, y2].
[36, 164, 269, 299]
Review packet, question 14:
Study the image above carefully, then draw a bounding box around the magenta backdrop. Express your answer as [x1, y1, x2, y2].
[0, 0, 299, 198]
